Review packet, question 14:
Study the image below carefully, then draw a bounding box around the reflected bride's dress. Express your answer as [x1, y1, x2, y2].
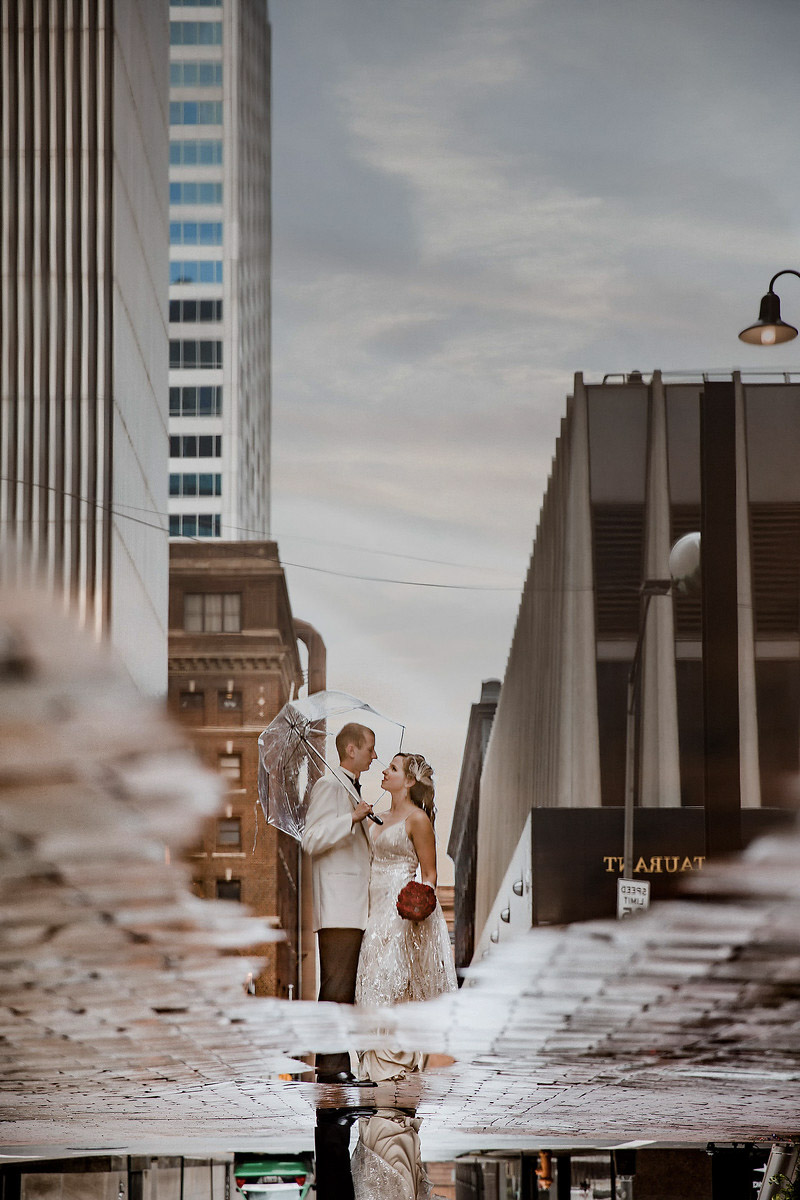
[355, 817, 457, 1082]
[351, 1109, 432, 1200]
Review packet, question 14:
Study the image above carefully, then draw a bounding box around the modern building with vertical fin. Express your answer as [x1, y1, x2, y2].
[0, 0, 170, 694]
[168, 0, 271, 542]
[453, 371, 800, 961]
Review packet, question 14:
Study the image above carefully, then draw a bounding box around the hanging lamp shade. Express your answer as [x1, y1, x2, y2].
[739, 290, 798, 345]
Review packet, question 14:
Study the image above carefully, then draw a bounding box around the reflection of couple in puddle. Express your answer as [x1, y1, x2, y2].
[302, 724, 457, 1085]
[316, 1105, 433, 1200]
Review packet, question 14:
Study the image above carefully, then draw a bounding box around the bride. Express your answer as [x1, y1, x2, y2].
[354, 752, 457, 1082]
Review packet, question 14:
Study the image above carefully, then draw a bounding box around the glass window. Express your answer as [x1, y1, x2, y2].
[169, 101, 223, 125]
[198, 140, 222, 164]
[200, 261, 222, 283]
[169, 182, 223, 206]
[215, 879, 241, 901]
[169, 340, 223, 369]
[223, 594, 240, 631]
[168, 299, 223, 322]
[170, 21, 222, 45]
[169, 140, 223, 166]
[170, 473, 222, 496]
[219, 753, 242, 783]
[198, 62, 222, 85]
[170, 514, 220, 539]
[205, 594, 223, 630]
[184, 593, 240, 631]
[170, 260, 223, 284]
[217, 818, 242, 848]
[179, 690, 204, 710]
[199, 386, 221, 416]
[169, 221, 222, 246]
[184, 594, 204, 632]
[218, 690, 242, 711]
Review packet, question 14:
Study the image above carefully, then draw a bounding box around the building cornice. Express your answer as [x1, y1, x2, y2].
[169, 656, 285, 673]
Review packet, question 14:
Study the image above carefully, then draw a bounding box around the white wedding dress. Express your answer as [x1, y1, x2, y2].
[351, 1110, 432, 1200]
[355, 816, 457, 1082]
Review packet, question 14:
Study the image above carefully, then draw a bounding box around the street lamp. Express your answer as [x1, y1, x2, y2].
[620, 535, 702, 897]
[738, 270, 800, 345]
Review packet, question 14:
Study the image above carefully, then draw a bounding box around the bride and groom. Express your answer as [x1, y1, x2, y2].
[302, 722, 457, 1084]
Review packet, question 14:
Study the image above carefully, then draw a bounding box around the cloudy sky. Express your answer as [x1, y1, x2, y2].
[267, 0, 800, 878]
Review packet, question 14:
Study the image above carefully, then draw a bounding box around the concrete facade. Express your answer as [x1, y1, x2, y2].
[167, 541, 304, 997]
[168, 0, 271, 543]
[468, 370, 800, 951]
[1, 0, 170, 695]
[447, 680, 500, 976]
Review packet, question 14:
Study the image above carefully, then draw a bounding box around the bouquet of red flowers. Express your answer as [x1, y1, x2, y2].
[396, 880, 436, 922]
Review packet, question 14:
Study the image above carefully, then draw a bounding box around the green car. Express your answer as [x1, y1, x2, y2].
[234, 1155, 314, 1200]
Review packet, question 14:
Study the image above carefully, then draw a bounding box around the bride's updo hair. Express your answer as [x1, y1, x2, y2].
[399, 753, 435, 825]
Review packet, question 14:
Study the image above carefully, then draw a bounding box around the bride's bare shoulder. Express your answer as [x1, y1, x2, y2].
[406, 807, 433, 834]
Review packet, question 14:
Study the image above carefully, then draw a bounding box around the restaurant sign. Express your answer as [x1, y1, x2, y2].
[530, 807, 792, 926]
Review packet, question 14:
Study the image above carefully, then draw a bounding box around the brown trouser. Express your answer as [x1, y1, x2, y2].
[315, 927, 364, 1076]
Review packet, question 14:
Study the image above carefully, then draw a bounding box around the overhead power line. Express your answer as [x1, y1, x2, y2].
[1, 475, 522, 593]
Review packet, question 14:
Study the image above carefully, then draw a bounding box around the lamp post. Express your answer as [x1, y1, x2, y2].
[620, 534, 700, 897]
[622, 578, 673, 884]
[739, 270, 800, 345]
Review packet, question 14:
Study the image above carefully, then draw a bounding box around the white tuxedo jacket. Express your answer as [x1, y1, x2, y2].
[302, 770, 372, 932]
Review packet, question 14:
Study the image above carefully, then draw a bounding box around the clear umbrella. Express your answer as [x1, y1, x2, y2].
[257, 690, 405, 841]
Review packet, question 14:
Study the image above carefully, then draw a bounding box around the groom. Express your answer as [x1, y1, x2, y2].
[302, 722, 376, 1083]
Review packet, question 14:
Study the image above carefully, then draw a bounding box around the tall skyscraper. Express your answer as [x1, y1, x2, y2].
[1, 0, 170, 695]
[168, 0, 271, 543]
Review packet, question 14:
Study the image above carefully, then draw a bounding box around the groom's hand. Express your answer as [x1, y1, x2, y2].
[351, 800, 373, 825]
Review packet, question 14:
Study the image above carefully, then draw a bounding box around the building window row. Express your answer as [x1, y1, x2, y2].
[170, 100, 223, 126]
[170, 434, 222, 458]
[170, 513, 221, 538]
[170, 340, 223, 369]
[170, 385, 222, 417]
[169, 298, 223, 323]
[170, 260, 222, 285]
[170, 181, 223, 206]
[170, 139, 223, 165]
[169, 21, 222, 45]
[184, 592, 241, 632]
[170, 221, 223, 246]
[170, 60, 223, 86]
[180, 688, 242, 711]
[169, 473, 222, 498]
[171, 0, 222, 6]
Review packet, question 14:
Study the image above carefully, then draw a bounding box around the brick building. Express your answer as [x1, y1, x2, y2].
[168, 541, 305, 996]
